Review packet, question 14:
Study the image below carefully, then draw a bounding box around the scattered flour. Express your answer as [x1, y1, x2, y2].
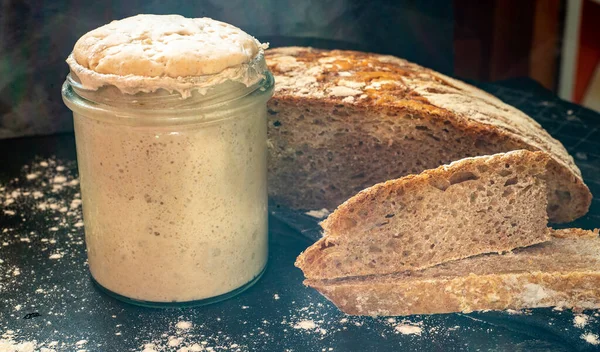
[1, 158, 87, 350]
[506, 309, 523, 315]
[293, 320, 317, 330]
[175, 321, 193, 330]
[167, 337, 182, 347]
[574, 314, 589, 328]
[395, 324, 423, 336]
[304, 208, 330, 219]
[582, 333, 600, 345]
[0, 339, 37, 352]
[52, 176, 67, 184]
[139, 321, 244, 352]
[3, 158, 600, 350]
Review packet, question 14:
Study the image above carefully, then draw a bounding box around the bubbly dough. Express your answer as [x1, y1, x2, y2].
[67, 15, 268, 96]
[73, 97, 269, 302]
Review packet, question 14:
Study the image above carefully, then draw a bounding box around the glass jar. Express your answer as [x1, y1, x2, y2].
[62, 60, 274, 307]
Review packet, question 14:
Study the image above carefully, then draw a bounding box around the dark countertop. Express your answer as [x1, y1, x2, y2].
[1, 80, 600, 351]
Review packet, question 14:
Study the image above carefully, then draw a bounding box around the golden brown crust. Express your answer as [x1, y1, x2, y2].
[266, 47, 591, 223]
[306, 231, 600, 316]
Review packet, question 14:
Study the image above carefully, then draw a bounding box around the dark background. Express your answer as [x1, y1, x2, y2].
[1, 0, 588, 140]
[0, 0, 455, 139]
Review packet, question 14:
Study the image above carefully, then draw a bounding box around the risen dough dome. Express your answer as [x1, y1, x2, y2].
[67, 14, 267, 96]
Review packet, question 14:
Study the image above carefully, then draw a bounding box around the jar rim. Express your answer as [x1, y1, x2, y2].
[62, 70, 274, 125]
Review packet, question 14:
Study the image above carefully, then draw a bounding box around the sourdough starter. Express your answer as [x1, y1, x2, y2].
[73, 104, 268, 302]
[63, 15, 271, 303]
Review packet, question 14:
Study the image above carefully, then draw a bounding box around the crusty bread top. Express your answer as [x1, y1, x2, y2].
[266, 47, 586, 201]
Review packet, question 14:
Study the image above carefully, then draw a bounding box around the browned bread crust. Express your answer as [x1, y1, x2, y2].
[266, 47, 591, 223]
[296, 150, 551, 280]
[306, 229, 600, 316]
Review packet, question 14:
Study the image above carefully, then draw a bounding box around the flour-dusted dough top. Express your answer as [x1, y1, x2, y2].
[68, 14, 268, 96]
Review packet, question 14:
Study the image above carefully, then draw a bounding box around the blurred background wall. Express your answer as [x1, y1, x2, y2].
[0, 0, 598, 140]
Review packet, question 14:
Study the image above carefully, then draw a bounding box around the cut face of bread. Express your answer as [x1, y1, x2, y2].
[306, 229, 600, 316]
[295, 150, 551, 280]
[266, 47, 591, 223]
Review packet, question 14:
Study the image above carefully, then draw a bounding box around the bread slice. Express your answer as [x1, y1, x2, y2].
[295, 150, 551, 280]
[265, 47, 591, 223]
[306, 229, 600, 316]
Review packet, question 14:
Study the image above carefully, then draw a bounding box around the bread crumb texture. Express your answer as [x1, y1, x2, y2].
[297, 150, 551, 280]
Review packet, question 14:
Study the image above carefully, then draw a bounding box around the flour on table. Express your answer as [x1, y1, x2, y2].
[1, 158, 86, 350]
[138, 320, 244, 352]
[505, 309, 523, 315]
[395, 323, 423, 336]
[574, 314, 589, 328]
[304, 208, 330, 219]
[582, 333, 600, 345]
[175, 321, 193, 330]
[0, 339, 37, 352]
[293, 320, 316, 330]
[167, 337, 182, 347]
[3, 157, 600, 350]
